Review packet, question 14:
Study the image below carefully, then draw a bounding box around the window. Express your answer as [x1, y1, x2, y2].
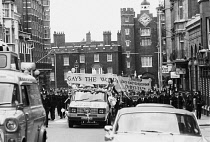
[125, 40, 130, 47]
[125, 29, 130, 35]
[80, 68, 85, 73]
[3, 3, 9, 17]
[208, 18, 210, 49]
[26, 84, 42, 106]
[127, 61, 130, 68]
[107, 54, 112, 62]
[50, 72, 54, 81]
[80, 54, 85, 63]
[179, 34, 185, 58]
[5, 28, 10, 43]
[125, 17, 129, 22]
[0, 55, 7, 68]
[141, 56, 152, 67]
[107, 67, 113, 74]
[178, 0, 183, 20]
[51, 57, 54, 66]
[94, 54, 99, 62]
[63, 56, 69, 66]
[21, 86, 30, 106]
[140, 28, 151, 36]
[126, 51, 130, 58]
[141, 38, 151, 46]
[64, 70, 68, 80]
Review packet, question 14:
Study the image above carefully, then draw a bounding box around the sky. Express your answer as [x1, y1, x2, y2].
[50, 0, 161, 42]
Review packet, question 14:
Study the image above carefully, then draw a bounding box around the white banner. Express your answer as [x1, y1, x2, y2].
[66, 73, 151, 92]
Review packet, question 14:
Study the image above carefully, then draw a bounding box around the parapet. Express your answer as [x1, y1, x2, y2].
[121, 8, 135, 15]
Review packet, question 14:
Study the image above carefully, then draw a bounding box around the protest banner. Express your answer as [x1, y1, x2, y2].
[66, 73, 151, 92]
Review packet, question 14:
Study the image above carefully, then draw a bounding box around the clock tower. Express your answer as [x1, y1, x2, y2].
[141, 0, 150, 11]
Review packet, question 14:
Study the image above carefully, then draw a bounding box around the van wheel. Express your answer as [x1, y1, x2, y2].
[68, 119, 73, 128]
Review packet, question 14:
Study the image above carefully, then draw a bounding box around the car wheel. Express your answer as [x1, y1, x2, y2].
[68, 119, 73, 128]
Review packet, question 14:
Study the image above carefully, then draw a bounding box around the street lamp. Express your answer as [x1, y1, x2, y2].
[188, 59, 193, 93]
[194, 59, 198, 91]
[168, 79, 173, 95]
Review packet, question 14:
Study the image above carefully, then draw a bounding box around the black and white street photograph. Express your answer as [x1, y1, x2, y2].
[0, 0, 210, 142]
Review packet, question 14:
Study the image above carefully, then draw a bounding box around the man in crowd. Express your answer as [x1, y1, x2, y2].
[41, 91, 51, 127]
[194, 91, 204, 119]
[136, 93, 148, 105]
[49, 89, 57, 120]
[159, 91, 170, 104]
[171, 91, 184, 109]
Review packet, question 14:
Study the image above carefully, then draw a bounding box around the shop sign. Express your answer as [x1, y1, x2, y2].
[176, 68, 186, 75]
[170, 72, 180, 78]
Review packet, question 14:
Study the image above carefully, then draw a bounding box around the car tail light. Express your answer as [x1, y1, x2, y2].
[5, 119, 18, 132]
[98, 109, 105, 114]
[70, 107, 77, 113]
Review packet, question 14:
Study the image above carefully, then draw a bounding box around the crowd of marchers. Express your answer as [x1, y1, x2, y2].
[40, 86, 205, 128]
[40, 88, 69, 127]
[113, 89, 205, 120]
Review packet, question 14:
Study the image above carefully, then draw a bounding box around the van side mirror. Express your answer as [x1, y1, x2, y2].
[16, 103, 24, 110]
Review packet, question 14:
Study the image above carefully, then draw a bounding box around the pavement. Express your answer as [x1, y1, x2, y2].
[197, 114, 210, 126]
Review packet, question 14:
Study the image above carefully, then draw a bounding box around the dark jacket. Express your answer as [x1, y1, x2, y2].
[42, 95, 51, 110]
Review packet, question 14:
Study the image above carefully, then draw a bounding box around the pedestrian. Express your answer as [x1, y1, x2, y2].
[195, 91, 204, 119]
[171, 91, 184, 109]
[48, 89, 57, 120]
[137, 93, 148, 105]
[148, 93, 158, 103]
[185, 92, 194, 112]
[159, 91, 170, 104]
[41, 91, 51, 127]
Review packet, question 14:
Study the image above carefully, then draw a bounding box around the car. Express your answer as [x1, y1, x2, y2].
[104, 107, 208, 142]
[136, 103, 175, 108]
[67, 88, 112, 127]
[0, 51, 47, 142]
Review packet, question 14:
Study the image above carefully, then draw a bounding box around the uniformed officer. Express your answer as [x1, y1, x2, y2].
[185, 92, 194, 112]
[41, 91, 51, 127]
[159, 91, 170, 104]
[49, 89, 57, 120]
[171, 91, 184, 109]
[148, 93, 158, 103]
[194, 91, 204, 119]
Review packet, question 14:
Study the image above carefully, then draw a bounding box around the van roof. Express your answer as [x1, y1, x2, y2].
[0, 70, 37, 84]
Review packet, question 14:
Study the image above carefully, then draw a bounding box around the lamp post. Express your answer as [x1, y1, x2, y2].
[168, 79, 173, 95]
[188, 60, 192, 94]
[194, 59, 198, 91]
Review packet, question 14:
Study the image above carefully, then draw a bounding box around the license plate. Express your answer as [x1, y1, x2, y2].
[81, 117, 93, 120]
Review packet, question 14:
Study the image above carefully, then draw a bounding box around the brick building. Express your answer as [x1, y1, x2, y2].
[120, 0, 158, 87]
[50, 32, 122, 88]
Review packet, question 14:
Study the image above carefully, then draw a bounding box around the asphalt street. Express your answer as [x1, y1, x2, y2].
[46, 118, 105, 142]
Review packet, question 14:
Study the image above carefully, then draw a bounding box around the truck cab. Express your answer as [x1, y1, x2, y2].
[0, 51, 47, 142]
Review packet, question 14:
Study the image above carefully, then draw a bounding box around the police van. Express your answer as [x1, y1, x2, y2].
[0, 51, 47, 142]
[67, 88, 111, 127]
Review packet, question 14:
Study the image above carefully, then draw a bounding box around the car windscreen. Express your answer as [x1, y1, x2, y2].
[72, 91, 106, 102]
[0, 83, 20, 106]
[115, 112, 201, 136]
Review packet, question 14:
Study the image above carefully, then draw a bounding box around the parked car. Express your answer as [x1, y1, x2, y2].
[136, 103, 175, 108]
[104, 106, 208, 142]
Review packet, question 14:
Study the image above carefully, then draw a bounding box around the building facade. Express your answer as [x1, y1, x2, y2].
[50, 32, 122, 88]
[15, 0, 52, 90]
[120, 0, 158, 87]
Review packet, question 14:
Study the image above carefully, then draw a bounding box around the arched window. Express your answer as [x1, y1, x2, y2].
[191, 46, 193, 58]
[194, 44, 197, 57]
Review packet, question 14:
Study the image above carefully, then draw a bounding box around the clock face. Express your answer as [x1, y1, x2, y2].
[138, 13, 151, 27]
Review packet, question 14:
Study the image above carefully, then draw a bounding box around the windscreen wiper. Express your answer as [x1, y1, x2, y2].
[75, 98, 89, 101]
[0, 102, 11, 105]
[90, 99, 104, 102]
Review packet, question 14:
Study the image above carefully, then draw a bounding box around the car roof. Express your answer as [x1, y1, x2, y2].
[136, 103, 175, 108]
[118, 106, 194, 116]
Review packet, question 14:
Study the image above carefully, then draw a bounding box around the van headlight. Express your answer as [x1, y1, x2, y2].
[70, 107, 77, 113]
[98, 109, 105, 114]
[5, 119, 18, 132]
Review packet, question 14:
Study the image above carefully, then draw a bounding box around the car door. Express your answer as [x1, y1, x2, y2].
[20, 85, 34, 142]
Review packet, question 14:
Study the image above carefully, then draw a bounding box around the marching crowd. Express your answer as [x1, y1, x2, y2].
[40, 78, 205, 127]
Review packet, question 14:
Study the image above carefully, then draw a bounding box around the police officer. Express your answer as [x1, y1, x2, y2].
[137, 93, 148, 105]
[41, 91, 51, 127]
[171, 91, 184, 109]
[148, 93, 158, 103]
[159, 91, 170, 104]
[185, 92, 194, 112]
[194, 91, 204, 119]
[49, 89, 57, 120]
